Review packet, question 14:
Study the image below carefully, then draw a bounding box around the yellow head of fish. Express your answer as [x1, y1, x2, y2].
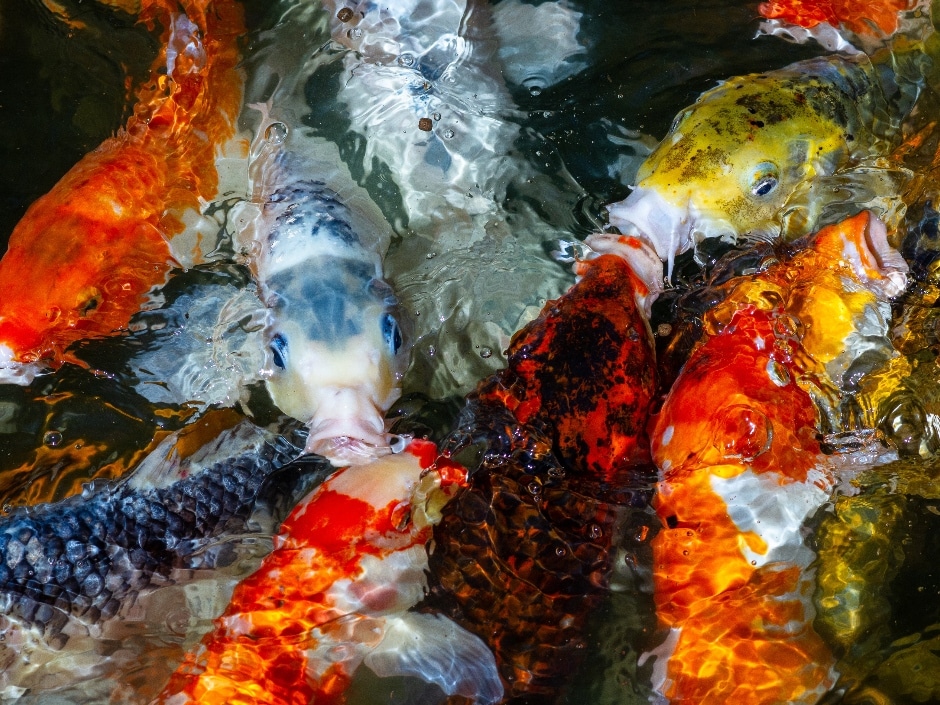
[608, 56, 887, 277]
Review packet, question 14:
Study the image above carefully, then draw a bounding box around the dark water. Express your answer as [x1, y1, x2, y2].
[2, 0, 939, 703]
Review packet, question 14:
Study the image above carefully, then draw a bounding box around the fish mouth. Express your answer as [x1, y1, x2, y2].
[581, 232, 665, 316]
[606, 186, 694, 278]
[0, 342, 43, 386]
[303, 386, 397, 466]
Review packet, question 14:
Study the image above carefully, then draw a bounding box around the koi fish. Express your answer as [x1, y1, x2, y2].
[0, 0, 245, 382]
[152, 237, 661, 705]
[229, 42, 410, 465]
[0, 410, 316, 665]
[647, 212, 906, 704]
[418, 240, 661, 700]
[601, 23, 931, 277]
[153, 439, 503, 705]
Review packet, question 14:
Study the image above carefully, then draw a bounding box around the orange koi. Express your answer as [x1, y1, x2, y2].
[648, 212, 907, 704]
[153, 439, 503, 705]
[758, 0, 919, 37]
[0, 0, 244, 379]
[421, 241, 660, 700]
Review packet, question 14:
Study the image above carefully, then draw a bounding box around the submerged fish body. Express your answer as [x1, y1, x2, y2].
[0, 415, 315, 659]
[603, 46, 926, 276]
[0, 0, 245, 381]
[420, 244, 660, 700]
[648, 212, 906, 704]
[153, 440, 503, 705]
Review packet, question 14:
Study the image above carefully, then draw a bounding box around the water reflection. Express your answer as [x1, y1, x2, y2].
[4, 0, 940, 703]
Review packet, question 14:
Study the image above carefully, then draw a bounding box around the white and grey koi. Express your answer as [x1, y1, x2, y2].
[233, 88, 409, 465]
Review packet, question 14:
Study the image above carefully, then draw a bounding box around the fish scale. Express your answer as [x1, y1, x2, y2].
[422, 252, 659, 701]
[0, 422, 316, 648]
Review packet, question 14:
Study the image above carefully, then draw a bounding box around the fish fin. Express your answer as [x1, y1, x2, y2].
[363, 612, 503, 705]
[125, 416, 274, 491]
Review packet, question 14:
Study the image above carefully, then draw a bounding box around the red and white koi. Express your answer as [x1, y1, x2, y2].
[153, 438, 502, 705]
[647, 212, 906, 704]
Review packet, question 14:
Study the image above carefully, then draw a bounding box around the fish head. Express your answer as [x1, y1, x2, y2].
[609, 72, 852, 275]
[262, 263, 409, 467]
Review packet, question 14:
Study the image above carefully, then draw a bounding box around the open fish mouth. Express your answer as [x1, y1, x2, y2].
[305, 433, 396, 466]
[0, 343, 43, 386]
[606, 187, 744, 280]
[303, 387, 399, 465]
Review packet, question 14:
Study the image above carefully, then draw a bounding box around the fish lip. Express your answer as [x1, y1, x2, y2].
[306, 433, 394, 466]
[843, 212, 909, 298]
[582, 232, 664, 316]
[303, 391, 396, 466]
[605, 187, 694, 278]
[0, 343, 44, 386]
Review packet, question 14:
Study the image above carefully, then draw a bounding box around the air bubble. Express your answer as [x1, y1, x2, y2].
[432, 112, 441, 121]
[588, 523, 602, 539]
[442, 128, 455, 139]
[264, 122, 288, 145]
[398, 53, 415, 67]
[348, 27, 363, 39]
[479, 347, 492, 359]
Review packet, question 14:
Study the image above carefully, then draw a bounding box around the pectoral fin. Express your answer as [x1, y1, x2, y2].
[364, 612, 503, 705]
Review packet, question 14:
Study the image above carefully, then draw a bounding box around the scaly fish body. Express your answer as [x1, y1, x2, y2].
[421, 243, 660, 700]
[0, 413, 315, 653]
[153, 439, 503, 705]
[603, 42, 927, 276]
[0, 0, 244, 380]
[648, 212, 906, 704]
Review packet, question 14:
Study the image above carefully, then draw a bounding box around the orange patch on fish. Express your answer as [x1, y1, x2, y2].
[758, 0, 916, 36]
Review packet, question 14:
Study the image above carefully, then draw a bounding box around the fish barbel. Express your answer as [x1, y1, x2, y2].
[648, 211, 906, 704]
[152, 439, 503, 705]
[0, 0, 245, 382]
[601, 17, 930, 278]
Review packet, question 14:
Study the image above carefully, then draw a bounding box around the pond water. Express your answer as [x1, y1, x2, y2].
[1, 0, 940, 703]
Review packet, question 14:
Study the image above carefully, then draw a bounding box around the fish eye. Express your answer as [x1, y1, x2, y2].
[749, 163, 779, 197]
[270, 333, 288, 370]
[381, 313, 403, 355]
